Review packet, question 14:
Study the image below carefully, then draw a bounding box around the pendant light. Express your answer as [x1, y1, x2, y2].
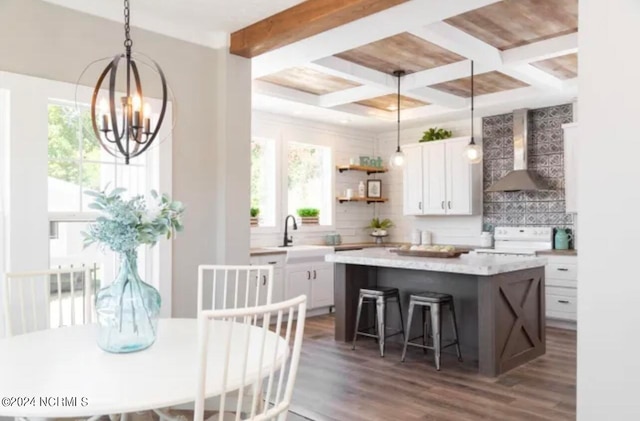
[389, 70, 406, 169]
[89, 0, 169, 165]
[464, 60, 483, 164]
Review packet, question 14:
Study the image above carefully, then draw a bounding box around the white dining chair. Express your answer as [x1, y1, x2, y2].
[198, 265, 275, 313]
[3, 265, 97, 336]
[194, 294, 307, 421]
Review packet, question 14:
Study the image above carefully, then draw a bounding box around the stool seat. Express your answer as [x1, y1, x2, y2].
[360, 286, 400, 297]
[410, 291, 453, 303]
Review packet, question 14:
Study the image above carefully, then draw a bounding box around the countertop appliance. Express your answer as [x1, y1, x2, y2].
[475, 226, 553, 256]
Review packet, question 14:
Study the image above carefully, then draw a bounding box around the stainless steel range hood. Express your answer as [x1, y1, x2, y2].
[486, 109, 547, 192]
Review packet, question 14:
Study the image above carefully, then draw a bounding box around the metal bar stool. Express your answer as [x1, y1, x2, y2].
[352, 286, 405, 357]
[401, 291, 462, 370]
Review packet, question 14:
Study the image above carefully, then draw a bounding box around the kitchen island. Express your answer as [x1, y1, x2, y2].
[326, 248, 547, 376]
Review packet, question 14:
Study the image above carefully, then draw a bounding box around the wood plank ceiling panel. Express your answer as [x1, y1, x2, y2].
[445, 0, 578, 50]
[429, 71, 529, 98]
[531, 53, 578, 80]
[259, 67, 362, 95]
[335, 32, 465, 75]
[230, 0, 409, 58]
[356, 94, 429, 111]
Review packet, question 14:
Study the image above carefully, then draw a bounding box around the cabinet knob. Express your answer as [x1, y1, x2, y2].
[307, 271, 310, 280]
[441, 201, 445, 209]
[447, 201, 451, 209]
[558, 300, 570, 304]
[557, 268, 569, 272]
[262, 275, 267, 286]
[313, 270, 317, 279]
[267, 261, 277, 265]
[418, 202, 422, 210]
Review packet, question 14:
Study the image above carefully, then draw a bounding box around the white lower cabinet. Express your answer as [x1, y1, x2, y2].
[545, 255, 578, 322]
[250, 254, 285, 304]
[285, 262, 334, 310]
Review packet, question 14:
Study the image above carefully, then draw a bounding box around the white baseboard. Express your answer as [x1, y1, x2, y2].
[547, 318, 577, 331]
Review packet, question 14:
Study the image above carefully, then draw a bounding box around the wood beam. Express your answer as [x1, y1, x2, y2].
[230, 0, 408, 58]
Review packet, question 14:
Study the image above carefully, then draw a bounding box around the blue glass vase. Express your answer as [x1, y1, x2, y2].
[95, 250, 161, 353]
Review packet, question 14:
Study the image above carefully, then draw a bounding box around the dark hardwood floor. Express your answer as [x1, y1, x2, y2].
[289, 314, 576, 421]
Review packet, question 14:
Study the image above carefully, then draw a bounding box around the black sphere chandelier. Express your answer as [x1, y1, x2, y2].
[90, 0, 168, 165]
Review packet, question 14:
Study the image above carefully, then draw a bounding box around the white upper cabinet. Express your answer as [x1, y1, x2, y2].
[563, 123, 578, 213]
[403, 137, 480, 216]
[445, 138, 474, 215]
[422, 141, 447, 214]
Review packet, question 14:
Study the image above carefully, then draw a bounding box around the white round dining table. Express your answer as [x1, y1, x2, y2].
[0, 319, 289, 418]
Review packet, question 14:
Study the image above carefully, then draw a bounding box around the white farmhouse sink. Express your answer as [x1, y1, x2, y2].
[264, 245, 334, 264]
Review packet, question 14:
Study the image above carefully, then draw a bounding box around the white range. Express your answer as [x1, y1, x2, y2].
[475, 226, 553, 256]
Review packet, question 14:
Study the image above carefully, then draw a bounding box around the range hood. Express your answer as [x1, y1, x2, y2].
[486, 109, 547, 192]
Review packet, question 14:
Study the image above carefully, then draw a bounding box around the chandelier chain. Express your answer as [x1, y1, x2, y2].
[124, 0, 132, 50]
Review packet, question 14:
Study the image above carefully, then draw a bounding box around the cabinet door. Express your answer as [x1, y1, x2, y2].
[272, 268, 284, 303]
[403, 144, 424, 215]
[445, 138, 473, 215]
[285, 266, 312, 302]
[310, 263, 334, 309]
[422, 142, 447, 215]
[563, 124, 578, 213]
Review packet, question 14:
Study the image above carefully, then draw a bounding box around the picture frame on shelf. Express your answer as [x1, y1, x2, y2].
[367, 180, 382, 198]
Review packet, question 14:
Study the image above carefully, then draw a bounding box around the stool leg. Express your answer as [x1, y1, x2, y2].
[396, 295, 405, 343]
[401, 300, 415, 362]
[352, 294, 364, 350]
[431, 303, 442, 371]
[449, 301, 463, 362]
[422, 306, 428, 355]
[376, 296, 386, 358]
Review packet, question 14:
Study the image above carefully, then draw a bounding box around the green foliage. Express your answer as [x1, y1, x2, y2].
[420, 127, 453, 142]
[250, 207, 260, 217]
[297, 208, 320, 217]
[250, 141, 263, 209]
[48, 105, 101, 187]
[366, 217, 394, 230]
[83, 187, 185, 253]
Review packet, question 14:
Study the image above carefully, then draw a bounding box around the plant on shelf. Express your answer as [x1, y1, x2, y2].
[83, 187, 184, 353]
[297, 208, 320, 225]
[250, 207, 260, 227]
[366, 217, 393, 236]
[420, 127, 453, 142]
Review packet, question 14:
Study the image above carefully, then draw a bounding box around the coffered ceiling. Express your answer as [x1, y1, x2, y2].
[252, 0, 579, 129]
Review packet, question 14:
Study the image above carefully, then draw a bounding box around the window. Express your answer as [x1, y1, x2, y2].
[47, 100, 150, 286]
[251, 138, 277, 228]
[287, 142, 332, 226]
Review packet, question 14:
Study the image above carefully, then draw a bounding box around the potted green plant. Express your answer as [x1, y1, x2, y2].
[420, 127, 453, 142]
[250, 207, 260, 227]
[366, 217, 394, 237]
[297, 208, 320, 225]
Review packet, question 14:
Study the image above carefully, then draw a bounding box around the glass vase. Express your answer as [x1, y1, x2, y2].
[95, 250, 161, 353]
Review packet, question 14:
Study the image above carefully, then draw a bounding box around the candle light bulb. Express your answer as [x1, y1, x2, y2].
[132, 95, 142, 112]
[143, 102, 152, 118]
[99, 98, 109, 114]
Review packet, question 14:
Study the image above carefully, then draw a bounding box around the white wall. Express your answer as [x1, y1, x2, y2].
[375, 118, 484, 245]
[251, 112, 377, 247]
[577, 1, 640, 418]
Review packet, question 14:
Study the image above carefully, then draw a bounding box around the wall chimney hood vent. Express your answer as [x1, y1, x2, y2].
[486, 109, 547, 192]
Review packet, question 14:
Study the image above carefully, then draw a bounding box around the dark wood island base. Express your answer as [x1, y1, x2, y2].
[333, 261, 546, 377]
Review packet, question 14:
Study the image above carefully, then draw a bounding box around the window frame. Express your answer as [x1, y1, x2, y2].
[250, 136, 280, 234]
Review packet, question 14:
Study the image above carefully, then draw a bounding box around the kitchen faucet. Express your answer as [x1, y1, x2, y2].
[282, 214, 298, 247]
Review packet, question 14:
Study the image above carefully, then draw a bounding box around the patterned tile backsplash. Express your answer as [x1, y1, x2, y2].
[482, 104, 574, 230]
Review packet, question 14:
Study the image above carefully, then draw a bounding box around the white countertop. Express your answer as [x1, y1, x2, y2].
[326, 248, 547, 276]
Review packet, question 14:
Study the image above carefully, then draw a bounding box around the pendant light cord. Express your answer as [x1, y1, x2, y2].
[470, 60, 475, 145]
[397, 72, 401, 152]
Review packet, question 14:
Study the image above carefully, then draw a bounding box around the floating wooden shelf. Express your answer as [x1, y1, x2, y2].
[337, 197, 388, 204]
[336, 164, 388, 175]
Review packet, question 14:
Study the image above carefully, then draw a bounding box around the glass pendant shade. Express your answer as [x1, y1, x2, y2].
[390, 148, 405, 168]
[464, 142, 483, 164]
